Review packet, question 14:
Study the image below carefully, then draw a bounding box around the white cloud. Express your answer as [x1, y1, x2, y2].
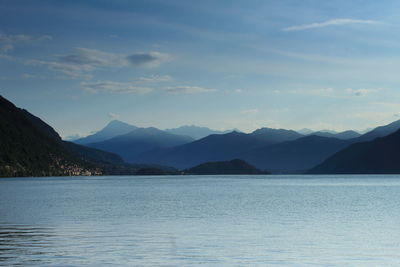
[136, 75, 173, 83]
[164, 86, 215, 94]
[0, 54, 13, 60]
[82, 81, 152, 94]
[20, 73, 46, 79]
[58, 48, 128, 67]
[25, 59, 94, 80]
[283, 18, 381, 31]
[26, 48, 172, 79]
[0, 33, 52, 53]
[275, 87, 382, 98]
[275, 87, 335, 97]
[108, 112, 120, 119]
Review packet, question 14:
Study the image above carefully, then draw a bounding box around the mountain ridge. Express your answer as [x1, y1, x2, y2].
[87, 127, 194, 163]
[73, 120, 138, 145]
[309, 129, 400, 174]
[165, 125, 232, 140]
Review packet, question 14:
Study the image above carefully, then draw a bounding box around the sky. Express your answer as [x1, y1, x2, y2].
[2, 0, 400, 138]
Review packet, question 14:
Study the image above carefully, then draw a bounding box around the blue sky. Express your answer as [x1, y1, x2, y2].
[2, 0, 400, 138]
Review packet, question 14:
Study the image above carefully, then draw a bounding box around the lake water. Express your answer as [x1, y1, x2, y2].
[1, 175, 400, 266]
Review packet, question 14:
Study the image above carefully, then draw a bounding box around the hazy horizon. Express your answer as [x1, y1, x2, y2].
[63, 118, 377, 141]
[2, 0, 400, 137]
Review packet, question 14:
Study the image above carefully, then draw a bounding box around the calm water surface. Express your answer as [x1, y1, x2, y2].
[1, 175, 400, 266]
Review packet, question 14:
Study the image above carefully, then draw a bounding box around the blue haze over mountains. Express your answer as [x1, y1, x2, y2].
[3, 93, 400, 175]
[73, 120, 139, 145]
[86, 127, 193, 163]
[71, 118, 400, 173]
[165, 125, 232, 140]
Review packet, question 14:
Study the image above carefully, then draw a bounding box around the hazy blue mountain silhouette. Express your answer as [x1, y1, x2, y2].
[165, 125, 231, 140]
[250, 127, 304, 143]
[136, 131, 271, 169]
[87, 127, 194, 163]
[297, 128, 314, 135]
[242, 135, 351, 173]
[354, 119, 400, 142]
[311, 130, 361, 140]
[309, 129, 400, 174]
[137, 129, 347, 171]
[185, 159, 268, 175]
[135, 119, 400, 172]
[74, 120, 138, 145]
[243, 120, 400, 172]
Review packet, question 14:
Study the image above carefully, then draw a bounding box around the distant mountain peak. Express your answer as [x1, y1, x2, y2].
[73, 120, 138, 145]
[250, 127, 303, 143]
[104, 119, 134, 128]
[319, 129, 338, 134]
[86, 126, 194, 163]
[297, 128, 314, 135]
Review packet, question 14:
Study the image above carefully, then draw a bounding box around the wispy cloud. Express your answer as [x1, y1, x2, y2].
[275, 87, 336, 97]
[136, 75, 173, 83]
[283, 18, 381, 31]
[0, 33, 52, 53]
[275, 87, 383, 98]
[25, 59, 94, 80]
[58, 48, 127, 67]
[20, 73, 46, 79]
[108, 112, 120, 119]
[26, 48, 172, 79]
[82, 80, 212, 95]
[346, 88, 382, 97]
[82, 81, 152, 94]
[164, 86, 215, 94]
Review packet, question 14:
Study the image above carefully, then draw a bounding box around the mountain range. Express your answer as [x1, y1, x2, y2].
[4, 94, 400, 176]
[165, 125, 232, 140]
[74, 120, 138, 145]
[136, 131, 270, 169]
[297, 128, 361, 139]
[311, 130, 360, 140]
[70, 116, 400, 173]
[0, 96, 178, 177]
[86, 127, 194, 163]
